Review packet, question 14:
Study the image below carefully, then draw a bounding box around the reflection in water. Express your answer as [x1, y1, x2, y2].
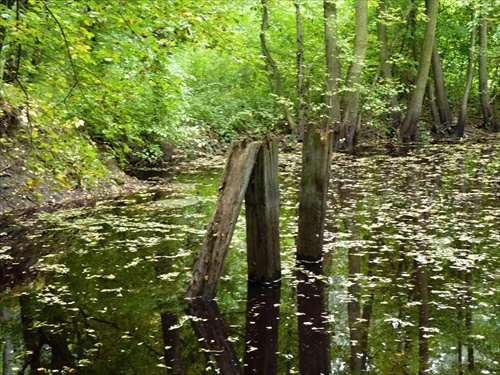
[244, 282, 280, 375]
[160, 312, 181, 373]
[1, 143, 500, 374]
[296, 262, 330, 375]
[187, 300, 242, 375]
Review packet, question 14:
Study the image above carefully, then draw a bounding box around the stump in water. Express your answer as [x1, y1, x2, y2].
[297, 123, 333, 261]
[186, 138, 283, 300]
[245, 135, 280, 283]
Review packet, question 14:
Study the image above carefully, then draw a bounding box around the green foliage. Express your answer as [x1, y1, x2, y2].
[1, 0, 500, 182]
[178, 48, 279, 145]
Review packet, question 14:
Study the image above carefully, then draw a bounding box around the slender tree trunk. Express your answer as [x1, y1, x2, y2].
[427, 79, 440, 126]
[456, 8, 476, 138]
[340, 0, 368, 153]
[398, 0, 439, 142]
[376, 0, 401, 131]
[295, 0, 305, 140]
[431, 41, 453, 133]
[409, 0, 419, 62]
[478, 6, 498, 132]
[260, 0, 297, 137]
[323, 0, 341, 136]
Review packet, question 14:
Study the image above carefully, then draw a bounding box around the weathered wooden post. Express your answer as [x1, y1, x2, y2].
[185, 141, 261, 300]
[245, 135, 280, 282]
[296, 123, 333, 261]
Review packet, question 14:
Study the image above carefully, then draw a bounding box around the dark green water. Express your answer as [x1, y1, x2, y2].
[1, 143, 499, 374]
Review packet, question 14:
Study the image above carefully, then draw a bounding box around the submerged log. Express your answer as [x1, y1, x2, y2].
[245, 135, 280, 282]
[185, 141, 261, 300]
[297, 123, 333, 261]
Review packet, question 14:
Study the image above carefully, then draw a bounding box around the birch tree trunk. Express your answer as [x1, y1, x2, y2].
[456, 9, 476, 138]
[323, 0, 341, 137]
[478, 5, 498, 132]
[339, 0, 368, 153]
[376, 0, 401, 131]
[295, 0, 305, 140]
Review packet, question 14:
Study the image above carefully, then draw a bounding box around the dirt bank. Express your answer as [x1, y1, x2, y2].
[0, 147, 153, 215]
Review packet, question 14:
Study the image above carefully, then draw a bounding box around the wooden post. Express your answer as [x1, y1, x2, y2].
[245, 135, 281, 282]
[297, 123, 333, 261]
[185, 141, 261, 300]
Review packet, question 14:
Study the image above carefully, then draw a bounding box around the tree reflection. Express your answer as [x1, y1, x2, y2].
[296, 261, 331, 375]
[187, 299, 242, 374]
[160, 312, 181, 374]
[243, 281, 281, 375]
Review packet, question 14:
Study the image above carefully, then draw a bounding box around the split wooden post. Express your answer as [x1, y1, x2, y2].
[297, 123, 333, 261]
[245, 135, 281, 282]
[185, 141, 261, 300]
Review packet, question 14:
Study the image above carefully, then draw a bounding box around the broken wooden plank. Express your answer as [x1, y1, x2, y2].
[245, 135, 281, 282]
[297, 123, 333, 261]
[185, 140, 261, 300]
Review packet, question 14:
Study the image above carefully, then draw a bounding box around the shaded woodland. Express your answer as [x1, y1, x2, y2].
[0, 0, 499, 191]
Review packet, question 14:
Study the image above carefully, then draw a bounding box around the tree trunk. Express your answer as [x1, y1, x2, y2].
[295, 0, 305, 140]
[398, 0, 439, 142]
[376, 0, 401, 131]
[339, 0, 368, 153]
[323, 0, 341, 136]
[456, 8, 476, 138]
[478, 6, 498, 132]
[427, 79, 440, 127]
[431, 41, 453, 133]
[260, 0, 297, 137]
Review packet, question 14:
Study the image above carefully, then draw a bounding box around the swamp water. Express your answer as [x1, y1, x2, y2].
[1, 143, 499, 374]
